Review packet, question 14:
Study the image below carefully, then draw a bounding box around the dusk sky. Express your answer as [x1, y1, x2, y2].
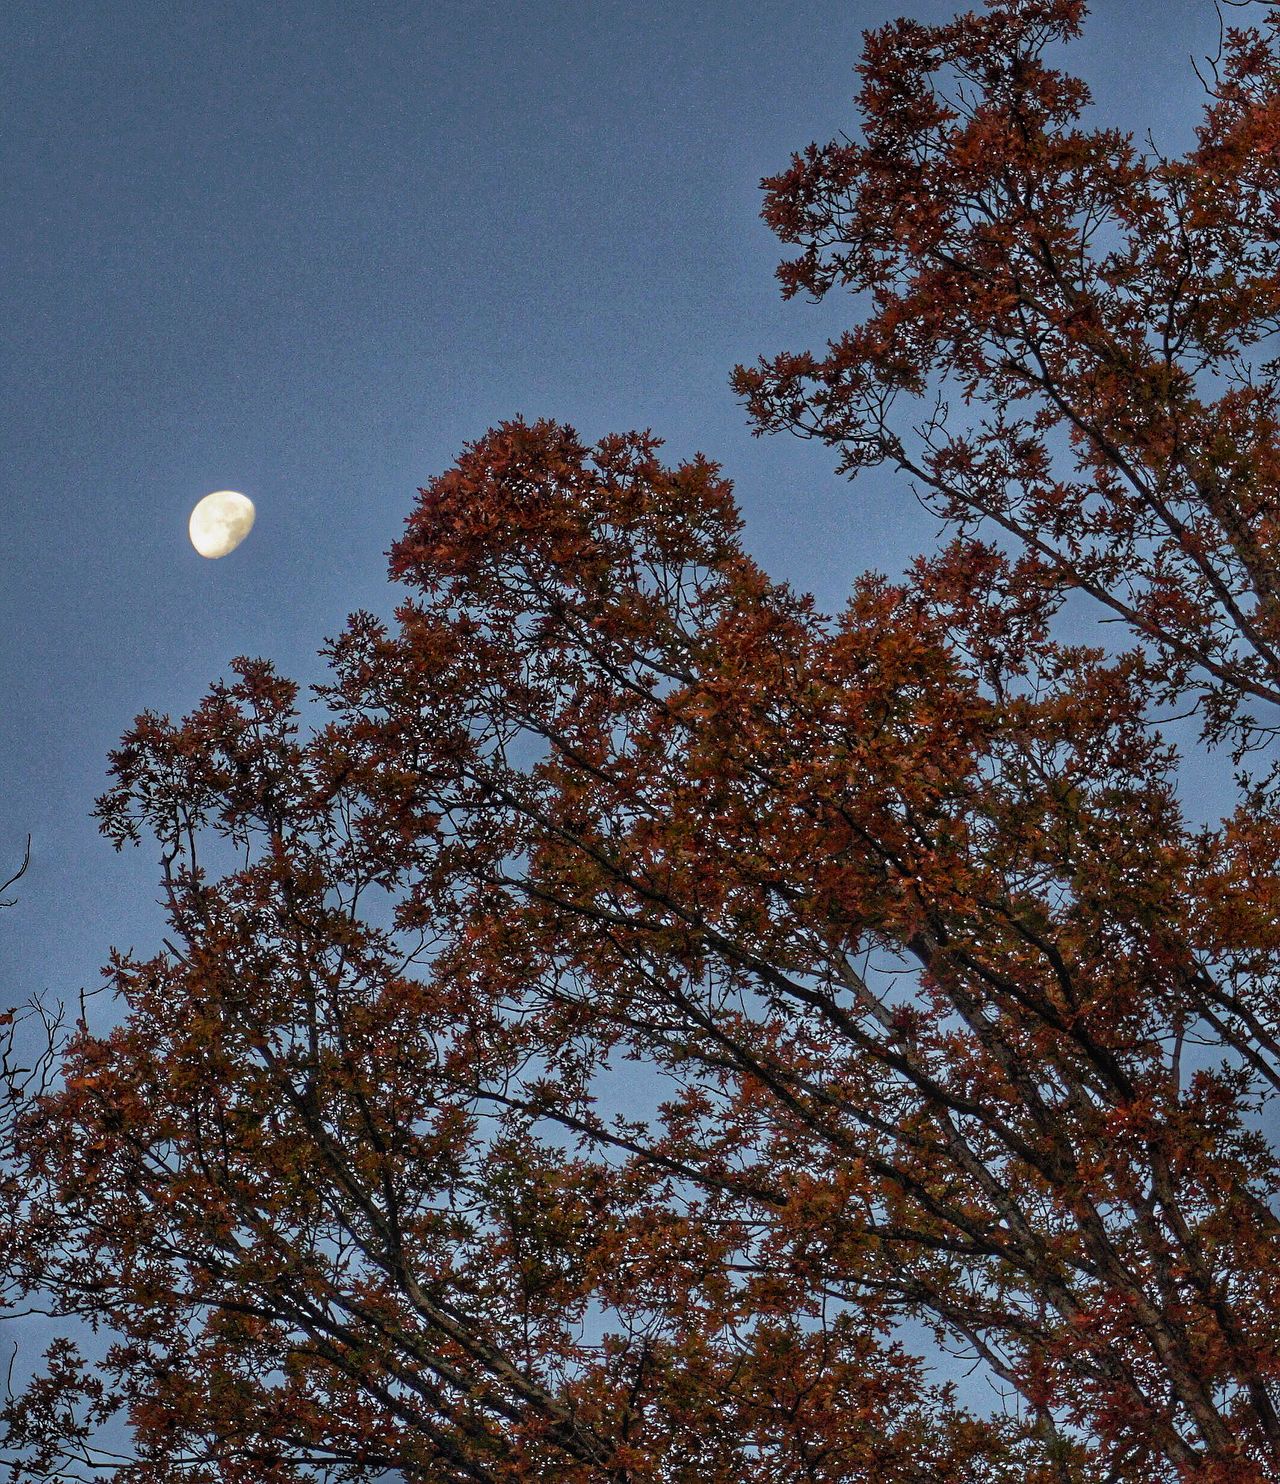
[0, 0, 1228, 1039]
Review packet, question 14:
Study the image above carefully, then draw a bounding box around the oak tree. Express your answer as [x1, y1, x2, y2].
[5, 3, 1280, 1482]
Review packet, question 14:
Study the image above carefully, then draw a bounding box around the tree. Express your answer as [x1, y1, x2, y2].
[732, 0, 1280, 752]
[4, 2, 1280, 1481]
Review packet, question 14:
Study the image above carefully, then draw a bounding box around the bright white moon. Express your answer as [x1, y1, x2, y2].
[189, 490, 255, 559]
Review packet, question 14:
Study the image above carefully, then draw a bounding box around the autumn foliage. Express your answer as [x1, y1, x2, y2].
[5, 2, 1280, 1480]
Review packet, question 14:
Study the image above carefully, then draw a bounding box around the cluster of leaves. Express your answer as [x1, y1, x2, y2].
[734, 0, 1280, 749]
[4, 3, 1280, 1482]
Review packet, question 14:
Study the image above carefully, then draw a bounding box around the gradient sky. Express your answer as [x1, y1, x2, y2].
[0, 0, 1228, 1087]
[0, 1, 1243, 1448]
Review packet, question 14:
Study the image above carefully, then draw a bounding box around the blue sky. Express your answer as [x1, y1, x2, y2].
[0, 0, 1244, 1449]
[0, 0, 1228, 1052]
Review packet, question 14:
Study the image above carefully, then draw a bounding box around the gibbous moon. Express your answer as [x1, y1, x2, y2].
[189, 490, 255, 559]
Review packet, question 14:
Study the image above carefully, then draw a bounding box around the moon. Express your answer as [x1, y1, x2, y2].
[189, 490, 255, 559]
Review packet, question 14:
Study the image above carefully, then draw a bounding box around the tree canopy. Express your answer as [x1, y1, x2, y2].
[5, 2, 1280, 1481]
